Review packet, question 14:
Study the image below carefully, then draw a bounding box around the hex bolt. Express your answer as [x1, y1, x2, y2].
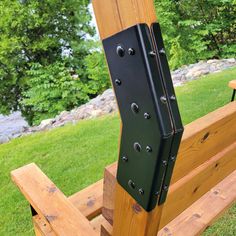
[131, 103, 139, 114]
[146, 146, 152, 153]
[128, 180, 135, 189]
[122, 156, 128, 162]
[149, 51, 156, 57]
[159, 48, 166, 55]
[162, 160, 167, 166]
[144, 112, 151, 119]
[116, 45, 125, 57]
[115, 79, 122, 86]
[134, 142, 141, 152]
[128, 48, 135, 55]
[160, 96, 167, 104]
[170, 95, 176, 101]
[139, 188, 144, 195]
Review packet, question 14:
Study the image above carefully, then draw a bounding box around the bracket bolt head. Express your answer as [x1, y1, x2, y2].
[160, 96, 167, 104]
[131, 103, 139, 114]
[134, 142, 141, 152]
[163, 185, 169, 191]
[159, 48, 166, 55]
[116, 45, 125, 57]
[122, 156, 128, 162]
[128, 180, 135, 189]
[139, 188, 144, 195]
[115, 79, 122, 86]
[170, 95, 176, 101]
[144, 113, 151, 119]
[149, 51, 156, 57]
[171, 156, 176, 162]
[128, 48, 135, 55]
[146, 146, 152, 153]
[162, 160, 167, 166]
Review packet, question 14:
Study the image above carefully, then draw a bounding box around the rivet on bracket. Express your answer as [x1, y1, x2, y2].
[116, 45, 125, 57]
[146, 146, 152, 153]
[115, 79, 122, 86]
[128, 48, 135, 55]
[160, 96, 167, 104]
[139, 188, 144, 195]
[144, 112, 151, 119]
[149, 51, 156, 57]
[122, 156, 128, 162]
[131, 103, 139, 114]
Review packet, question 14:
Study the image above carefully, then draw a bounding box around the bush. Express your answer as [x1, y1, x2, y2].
[21, 62, 89, 125]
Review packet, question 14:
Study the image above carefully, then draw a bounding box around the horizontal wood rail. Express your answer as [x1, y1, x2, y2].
[103, 102, 236, 224]
[11, 164, 97, 236]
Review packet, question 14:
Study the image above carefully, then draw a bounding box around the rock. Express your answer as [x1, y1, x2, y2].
[0, 135, 10, 144]
[39, 119, 55, 129]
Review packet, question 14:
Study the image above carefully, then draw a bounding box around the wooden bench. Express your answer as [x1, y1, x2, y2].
[229, 80, 236, 101]
[11, 102, 236, 236]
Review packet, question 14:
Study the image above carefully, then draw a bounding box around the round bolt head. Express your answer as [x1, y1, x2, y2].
[171, 156, 176, 162]
[134, 142, 141, 152]
[115, 79, 122, 86]
[170, 95, 176, 101]
[162, 160, 167, 166]
[159, 48, 166, 55]
[131, 103, 139, 114]
[116, 45, 125, 57]
[146, 146, 152, 153]
[149, 51, 156, 57]
[122, 156, 128, 162]
[144, 113, 151, 119]
[128, 48, 135, 55]
[163, 185, 169, 191]
[139, 188, 144, 195]
[128, 180, 135, 189]
[160, 96, 167, 104]
[155, 191, 159, 196]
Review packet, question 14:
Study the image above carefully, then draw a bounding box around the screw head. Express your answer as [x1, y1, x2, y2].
[159, 48, 166, 55]
[144, 113, 151, 119]
[122, 156, 128, 162]
[162, 160, 167, 166]
[163, 185, 169, 191]
[115, 79, 122, 86]
[149, 51, 156, 57]
[128, 48, 135, 55]
[134, 142, 141, 152]
[160, 96, 167, 104]
[139, 188, 144, 195]
[170, 95, 176, 101]
[116, 45, 125, 57]
[128, 180, 135, 189]
[131, 103, 139, 114]
[146, 146, 152, 153]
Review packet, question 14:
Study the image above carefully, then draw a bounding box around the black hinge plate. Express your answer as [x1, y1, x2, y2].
[103, 23, 183, 211]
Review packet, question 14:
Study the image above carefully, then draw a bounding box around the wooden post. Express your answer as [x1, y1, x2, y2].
[92, 1, 164, 235]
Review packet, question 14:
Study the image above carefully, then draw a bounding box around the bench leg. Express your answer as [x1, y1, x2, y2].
[231, 89, 236, 102]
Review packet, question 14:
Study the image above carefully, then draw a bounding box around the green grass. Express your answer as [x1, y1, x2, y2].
[0, 67, 236, 235]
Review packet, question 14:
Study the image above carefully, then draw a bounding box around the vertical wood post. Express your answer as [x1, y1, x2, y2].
[92, 1, 164, 235]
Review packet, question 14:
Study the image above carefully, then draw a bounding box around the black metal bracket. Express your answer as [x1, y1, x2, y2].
[103, 23, 184, 211]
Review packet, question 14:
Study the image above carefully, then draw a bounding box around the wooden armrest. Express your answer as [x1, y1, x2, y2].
[11, 163, 97, 236]
[229, 80, 236, 89]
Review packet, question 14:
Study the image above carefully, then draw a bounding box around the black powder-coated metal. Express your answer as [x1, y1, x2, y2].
[102, 23, 183, 211]
[151, 23, 184, 204]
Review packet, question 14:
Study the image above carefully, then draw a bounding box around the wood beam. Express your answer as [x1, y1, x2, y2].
[92, 0, 164, 235]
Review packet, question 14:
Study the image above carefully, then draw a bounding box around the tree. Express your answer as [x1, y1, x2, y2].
[154, 0, 236, 69]
[0, 0, 94, 124]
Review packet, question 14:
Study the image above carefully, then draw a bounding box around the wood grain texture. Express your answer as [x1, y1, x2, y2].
[229, 80, 236, 89]
[11, 163, 97, 236]
[102, 141, 236, 227]
[102, 102, 236, 223]
[92, 1, 164, 235]
[158, 170, 236, 236]
[69, 180, 103, 220]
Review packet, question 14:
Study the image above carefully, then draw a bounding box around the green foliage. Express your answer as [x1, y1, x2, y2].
[155, 0, 236, 69]
[21, 62, 89, 125]
[0, 0, 94, 123]
[0, 68, 236, 235]
[84, 43, 110, 96]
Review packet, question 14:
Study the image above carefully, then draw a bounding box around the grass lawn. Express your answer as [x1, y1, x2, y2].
[0, 67, 236, 235]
